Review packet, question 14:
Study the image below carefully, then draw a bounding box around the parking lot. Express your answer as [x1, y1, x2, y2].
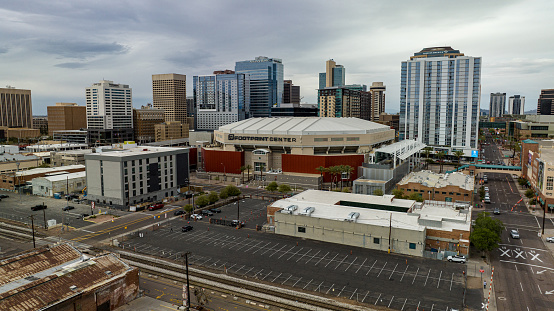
[118, 199, 468, 311]
[0, 190, 128, 229]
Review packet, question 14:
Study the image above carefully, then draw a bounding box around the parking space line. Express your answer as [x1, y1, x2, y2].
[344, 257, 357, 272]
[337, 285, 346, 297]
[349, 288, 357, 300]
[401, 298, 407, 310]
[251, 242, 272, 254]
[388, 296, 394, 308]
[200, 257, 212, 266]
[449, 273, 454, 291]
[312, 251, 329, 265]
[377, 262, 387, 278]
[253, 269, 264, 278]
[412, 267, 420, 284]
[333, 255, 348, 270]
[269, 245, 287, 258]
[389, 263, 398, 280]
[324, 253, 339, 268]
[416, 301, 420, 310]
[244, 241, 264, 252]
[281, 274, 292, 285]
[430, 303, 434, 311]
[355, 258, 367, 274]
[234, 265, 245, 273]
[261, 271, 272, 281]
[304, 279, 314, 290]
[424, 269, 431, 286]
[366, 260, 378, 275]
[325, 284, 334, 295]
[286, 247, 304, 261]
[259, 242, 279, 256]
[292, 277, 303, 287]
[235, 239, 256, 251]
[271, 272, 282, 282]
[243, 266, 255, 275]
[400, 265, 409, 282]
[361, 290, 369, 303]
[296, 249, 313, 263]
[437, 270, 442, 288]
[277, 246, 295, 259]
[374, 293, 382, 305]
[227, 263, 236, 271]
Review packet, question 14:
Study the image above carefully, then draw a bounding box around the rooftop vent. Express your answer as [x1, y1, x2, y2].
[344, 212, 360, 222]
[299, 206, 315, 216]
[69, 285, 78, 291]
[280, 205, 298, 214]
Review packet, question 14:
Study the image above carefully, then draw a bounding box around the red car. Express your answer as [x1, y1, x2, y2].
[148, 203, 164, 211]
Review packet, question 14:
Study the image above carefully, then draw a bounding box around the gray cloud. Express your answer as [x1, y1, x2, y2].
[54, 62, 88, 69]
[164, 50, 214, 69]
[34, 39, 128, 59]
[0, 47, 8, 54]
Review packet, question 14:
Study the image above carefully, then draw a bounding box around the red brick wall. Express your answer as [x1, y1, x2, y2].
[202, 148, 244, 174]
[281, 154, 365, 182]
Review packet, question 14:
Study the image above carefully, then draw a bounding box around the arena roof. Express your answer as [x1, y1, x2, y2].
[218, 117, 392, 136]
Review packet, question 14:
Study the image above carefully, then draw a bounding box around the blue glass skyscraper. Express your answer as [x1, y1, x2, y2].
[235, 56, 284, 117]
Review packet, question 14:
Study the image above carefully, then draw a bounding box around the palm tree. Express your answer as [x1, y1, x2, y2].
[453, 150, 464, 165]
[259, 164, 266, 185]
[315, 166, 327, 190]
[437, 151, 445, 173]
[423, 147, 433, 169]
[246, 165, 252, 183]
[329, 166, 340, 190]
[343, 165, 354, 188]
[240, 166, 246, 184]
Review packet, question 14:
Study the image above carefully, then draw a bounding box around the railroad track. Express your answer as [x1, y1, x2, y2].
[117, 250, 378, 311]
[0, 221, 46, 241]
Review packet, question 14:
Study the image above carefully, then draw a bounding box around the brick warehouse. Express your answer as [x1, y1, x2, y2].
[396, 170, 474, 205]
[202, 117, 395, 187]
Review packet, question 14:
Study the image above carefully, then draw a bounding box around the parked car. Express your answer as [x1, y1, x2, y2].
[447, 255, 467, 263]
[546, 236, 554, 243]
[200, 210, 213, 216]
[190, 214, 202, 220]
[484, 196, 491, 204]
[230, 220, 245, 228]
[31, 204, 47, 211]
[181, 225, 194, 232]
[62, 205, 75, 211]
[493, 208, 500, 215]
[209, 208, 222, 213]
[0, 194, 9, 199]
[484, 187, 489, 192]
[77, 213, 89, 219]
[174, 210, 186, 216]
[510, 230, 520, 239]
[148, 203, 164, 211]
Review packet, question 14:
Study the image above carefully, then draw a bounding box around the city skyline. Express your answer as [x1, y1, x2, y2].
[1, 0, 552, 115]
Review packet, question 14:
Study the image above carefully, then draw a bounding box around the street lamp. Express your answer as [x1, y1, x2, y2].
[182, 252, 192, 310]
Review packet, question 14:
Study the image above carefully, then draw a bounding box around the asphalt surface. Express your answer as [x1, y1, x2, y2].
[116, 199, 467, 311]
[479, 135, 554, 311]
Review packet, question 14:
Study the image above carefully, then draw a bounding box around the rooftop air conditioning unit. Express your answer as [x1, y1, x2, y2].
[344, 212, 360, 222]
[299, 206, 315, 216]
[280, 205, 298, 214]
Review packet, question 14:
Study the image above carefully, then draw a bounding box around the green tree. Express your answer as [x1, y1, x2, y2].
[240, 166, 246, 184]
[208, 191, 219, 204]
[518, 178, 527, 186]
[373, 188, 384, 196]
[259, 164, 266, 183]
[278, 184, 292, 193]
[246, 165, 252, 183]
[408, 192, 423, 202]
[470, 212, 505, 254]
[422, 147, 433, 169]
[525, 188, 535, 199]
[266, 181, 278, 192]
[224, 184, 241, 197]
[195, 195, 209, 207]
[453, 150, 464, 164]
[328, 166, 340, 190]
[184, 204, 193, 214]
[315, 166, 327, 190]
[343, 165, 354, 187]
[437, 151, 446, 173]
[479, 186, 486, 200]
[219, 188, 229, 199]
[392, 188, 404, 199]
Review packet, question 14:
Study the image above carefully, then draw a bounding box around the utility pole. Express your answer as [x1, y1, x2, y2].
[28, 215, 36, 248]
[542, 203, 546, 235]
[388, 213, 392, 254]
[42, 203, 47, 230]
[182, 252, 191, 310]
[237, 196, 240, 221]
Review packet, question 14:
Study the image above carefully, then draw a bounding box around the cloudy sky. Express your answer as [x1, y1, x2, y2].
[1, 0, 553, 115]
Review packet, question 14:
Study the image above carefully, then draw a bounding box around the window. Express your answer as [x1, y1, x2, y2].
[314, 138, 328, 142]
[409, 243, 416, 250]
[330, 137, 344, 141]
[547, 176, 554, 191]
[346, 137, 360, 141]
[298, 227, 306, 233]
[373, 237, 380, 244]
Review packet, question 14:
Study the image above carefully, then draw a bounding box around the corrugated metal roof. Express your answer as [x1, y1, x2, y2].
[218, 117, 391, 135]
[0, 244, 133, 311]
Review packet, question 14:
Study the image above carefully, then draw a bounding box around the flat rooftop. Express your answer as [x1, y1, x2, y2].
[398, 171, 474, 191]
[40, 171, 86, 182]
[16, 165, 85, 177]
[87, 146, 188, 158]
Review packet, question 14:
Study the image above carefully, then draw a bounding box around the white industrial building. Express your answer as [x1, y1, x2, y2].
[32, 171, 87, 197]
[268, 190, 472, 258]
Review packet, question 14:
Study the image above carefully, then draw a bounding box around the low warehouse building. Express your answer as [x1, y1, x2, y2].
[267, 190, 472, 257]
[32, 171, 86, 197]
[0, 243, 139, 311]
[396, 170, 474, 204]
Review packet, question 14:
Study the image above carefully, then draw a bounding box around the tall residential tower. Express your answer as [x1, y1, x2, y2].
[489, 93, 506, 118]
[399, 47, 481, 156]
[508, 95, 525, 115]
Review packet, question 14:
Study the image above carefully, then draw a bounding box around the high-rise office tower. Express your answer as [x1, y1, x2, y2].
[235, 56, 283, 118]
[370, 82, 386, 122]
[537, 89, 554, 115]
[399, 47, 481, 156]
[86, 80, 132, 129]
[152, 74, 187, 123]
[508, 95, 525, 115]
[0, 87, 32, 128]
[318, 87, 361, 118]
[193, 71, 250, 130]
[133, 105, 165, 144]
[283, 80, 300, 104]
[47, 103, 86, 135]
[489, 93, 506, 118]
[319, 59, 345, 89]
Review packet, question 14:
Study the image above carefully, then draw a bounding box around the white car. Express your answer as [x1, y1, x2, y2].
[190, 214, 203, 220]
[510, 230, 520, 239]
[546, 237, 554, 243]
[447, 255, 467, 263]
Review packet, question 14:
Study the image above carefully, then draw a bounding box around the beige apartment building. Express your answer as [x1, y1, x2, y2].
[0, 87, 32, 128]
[133, 106, 165, 143]
[152, 74, 187, 123]
[47, 103, 87, 135]
[155, 121, 189, 142]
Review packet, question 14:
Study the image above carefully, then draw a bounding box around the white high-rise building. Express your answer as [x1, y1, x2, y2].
[399, 47, 481, 157]
[86, 80, 133, 129]
[508, 95, 525, 115]
[489, 93, 506, 118]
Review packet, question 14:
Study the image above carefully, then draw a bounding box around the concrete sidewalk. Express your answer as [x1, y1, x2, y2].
[466, 257, 496, 311]
[115, 296, 182, 311]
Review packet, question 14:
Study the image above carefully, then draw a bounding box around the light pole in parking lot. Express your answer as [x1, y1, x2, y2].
[182, 252, 191, 310]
